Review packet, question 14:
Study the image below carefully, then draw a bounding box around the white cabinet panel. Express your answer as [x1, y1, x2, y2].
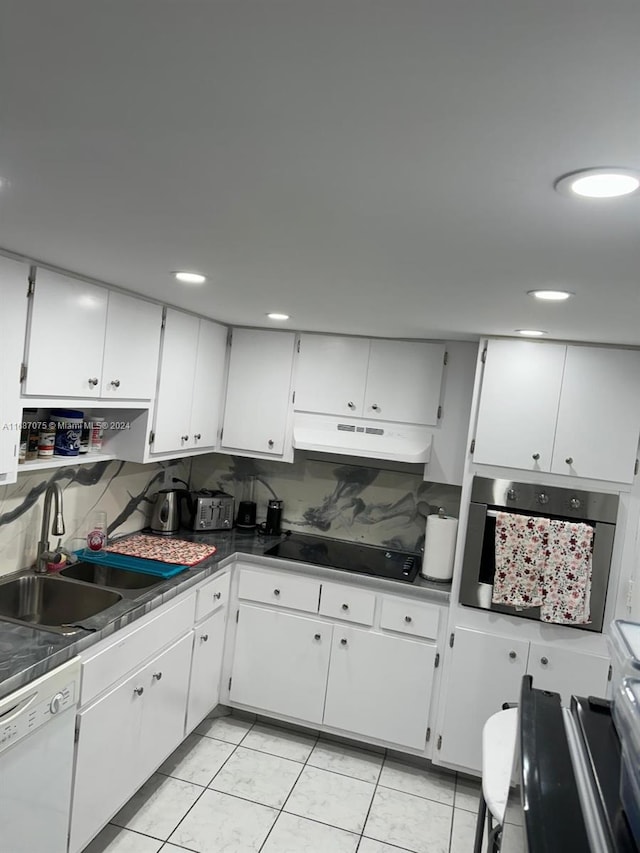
[101, 291, 162, 399]
[195, 571, 230, 622]
[152, 309, 199, 453]
[26, 269, 108, 397]
[237, 567, 321, 613]
[318, 582, 376, 626]
[295, 334, 370, 416]
[221, 329, 295, 456]
[551, 345, 640, 483]
[437, 628, 528, 772]
[323, 626, 436, 749]
[473, 340, 566, 471]
[190, 319, 228, 449]
[230, 604, 331, 723]
[527, 643, 610, 705]
[379, 597, 440, 640]
[365, 340, 445, 425]
[186, 608, 227, 733]
[0, 258, 28, 482]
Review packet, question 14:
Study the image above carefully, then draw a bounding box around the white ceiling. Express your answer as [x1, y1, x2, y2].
[1, 1, 639, 344]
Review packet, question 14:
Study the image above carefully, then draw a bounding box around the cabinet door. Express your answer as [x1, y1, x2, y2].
[552, 345, 640, 483]
[230, 604, 331, 724]
[25, 269, 108, 397]
[101, 291, 163, 399]
[323, 626, 436, 749]
[69, 669, 143, 853]
[365, 340, 445, 425]
[138, 633, 192, 783]
[189, 319, 228, 449]
[473, 340, 566, 471]
[152, 309, 199, 454]
[221, 329, 295, 456]
[527, 643, 610, 705]
[186, 608, 227, 733]
[294, 334, 370, 417]
[0, 259, 28, 482]
[437, 628, 528, 773]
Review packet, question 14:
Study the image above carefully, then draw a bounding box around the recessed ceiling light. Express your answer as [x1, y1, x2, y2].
[555, 168, 640, 199]
[516, 329, 548, 337]
[267, 312, 290, 321]
[174, 271, 206, 284]
[527, 289, 573, 302]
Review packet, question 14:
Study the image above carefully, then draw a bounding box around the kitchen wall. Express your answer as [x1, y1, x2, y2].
[0, 458, 189, 577]
[191, 453, 461, 552]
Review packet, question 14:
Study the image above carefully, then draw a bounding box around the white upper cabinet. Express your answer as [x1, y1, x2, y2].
[25, 269, 108, 397]
[101, 291, 163, 399]
[0, 258, 29, 483]
[152, 309, 227, 455]
[221, 328, 296, 458]
[295, 333, 445, 425]
[473, 339, 640, 483]
[25, 269, 162, 400]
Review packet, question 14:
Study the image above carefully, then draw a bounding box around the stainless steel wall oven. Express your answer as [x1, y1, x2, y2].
[459, 477, 619, 633]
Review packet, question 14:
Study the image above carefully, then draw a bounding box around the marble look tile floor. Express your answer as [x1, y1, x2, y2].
[83, 713, 525, 853]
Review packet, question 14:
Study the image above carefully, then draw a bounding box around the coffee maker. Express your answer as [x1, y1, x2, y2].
[264, 499, 283, 535]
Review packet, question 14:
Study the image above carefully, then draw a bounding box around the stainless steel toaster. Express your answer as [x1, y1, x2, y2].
[191, 491, 235, 531]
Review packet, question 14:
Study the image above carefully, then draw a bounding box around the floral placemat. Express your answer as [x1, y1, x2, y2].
[105, 534, 217, 566]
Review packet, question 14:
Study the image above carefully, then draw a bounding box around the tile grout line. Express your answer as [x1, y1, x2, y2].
[355, 746, 388, 851]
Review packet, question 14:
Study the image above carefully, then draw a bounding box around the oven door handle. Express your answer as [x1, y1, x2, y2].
[459, 501, 489, 606]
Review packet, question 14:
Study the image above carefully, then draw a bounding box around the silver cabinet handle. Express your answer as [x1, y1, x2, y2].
[532, 452, 540, 461]
[404, 615, 413, 623]
[153, 672, 162, 681]
[213, 592, 222, 600]
[509, 650, 517, 660]
[566, 457, 574, 465]
[340, 638, 348, 646]
[181, 434, 189, 441]
[341, 603, 349, 611]
[110, 379, 120, 388]
[134, 687, 144, 696]
[347, 401, 355, 409]
[194, 433, 202, 440]
[89, 377, 99, 386]
[371, 404, 380, 411]
[201, 634, 209, 642]
[314, 633, 321, 640]
[273, 588, 280, 596]
[540, 656, 549, 666]
[268, 439, 274, 448]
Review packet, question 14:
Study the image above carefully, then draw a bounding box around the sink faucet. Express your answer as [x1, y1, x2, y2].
[35, 483, 67, 573]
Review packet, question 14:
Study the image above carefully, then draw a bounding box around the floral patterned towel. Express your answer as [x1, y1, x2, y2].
[105, 534, 217, 566]
[541, 520, 594, 625]
[492, 513, 548, 608]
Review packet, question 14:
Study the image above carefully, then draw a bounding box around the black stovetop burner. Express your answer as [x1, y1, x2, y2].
[264, 533, 421, 583]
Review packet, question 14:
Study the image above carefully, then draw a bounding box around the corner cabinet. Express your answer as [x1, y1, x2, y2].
[0, 258, 29, 484]
[24, 268, 163, 400]
[151, 309, 228, 455]
[220, 328, 296, 459]
[294, 333, 445, 425]
[473, 339, 640, 483]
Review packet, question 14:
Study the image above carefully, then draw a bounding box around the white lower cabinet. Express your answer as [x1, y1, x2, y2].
[186, 607, 227, 733]
[435, 627, 610, 774]
[323, 625, 436, 749]
[230, 604, 332, 724]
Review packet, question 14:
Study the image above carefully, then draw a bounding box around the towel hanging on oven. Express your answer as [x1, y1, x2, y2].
[492, 512, 548, 608]
[540, 520, 593, 625]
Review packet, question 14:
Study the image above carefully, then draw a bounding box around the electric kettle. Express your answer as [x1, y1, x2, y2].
[150, 489, 193, 534]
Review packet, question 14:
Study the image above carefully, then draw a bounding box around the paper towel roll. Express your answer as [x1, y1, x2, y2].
[421, 514, 458, 582]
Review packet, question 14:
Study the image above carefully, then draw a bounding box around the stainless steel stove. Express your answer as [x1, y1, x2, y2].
[263, 533, 421, 583]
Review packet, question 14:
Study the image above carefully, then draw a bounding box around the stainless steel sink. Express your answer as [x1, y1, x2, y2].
[0, 575, 123, 635]
[60, 562, 165, 593]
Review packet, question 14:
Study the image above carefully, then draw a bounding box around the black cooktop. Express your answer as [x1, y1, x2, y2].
[264, 533, 421, 583]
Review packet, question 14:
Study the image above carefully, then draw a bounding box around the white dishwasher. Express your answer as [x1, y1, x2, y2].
[0, 657, 80, 853]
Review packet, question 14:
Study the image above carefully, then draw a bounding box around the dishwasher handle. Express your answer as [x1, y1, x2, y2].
[0, 691, 38, 725]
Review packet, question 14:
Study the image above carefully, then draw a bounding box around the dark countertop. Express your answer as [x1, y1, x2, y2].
[0, 529, 451, 700]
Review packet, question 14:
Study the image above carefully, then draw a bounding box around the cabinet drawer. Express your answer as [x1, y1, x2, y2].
[80, 593, 196, 706]
[195, 572, 230, 622]
[380, 597, 440, 639]
[319, 582, 376, 626]
[238, 568, 320, 613]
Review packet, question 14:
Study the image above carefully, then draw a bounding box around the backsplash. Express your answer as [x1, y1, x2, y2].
[191, 454, 461, 552]
[0, 459, 189, 577]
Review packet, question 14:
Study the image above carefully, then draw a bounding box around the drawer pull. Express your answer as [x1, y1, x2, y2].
[347, 401, 355, 410]
[509, 650, 517, 660]
[532, 452, 540, 461]
[341, 603, 349, 611]
[153, 672, 162, 681]
[268, 439, 274, 448]
[194, 433, 202, 440]
[134, 687, 144, 696]
[88, 377, 99, 386]
[201, 634, 209, 642]
[110, 379, 121, 388]
[340, 638, 348, 646]
[565, 457, 573, 466]
[274, 589, 281, 596]
[540, 656, 549, 666]
[213, 592, 222, 600]
[181, 434, 189, 442]
[404, 615, 413, 623]
[314, 633, 321, 641]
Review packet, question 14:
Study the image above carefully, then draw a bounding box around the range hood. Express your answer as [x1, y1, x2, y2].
[292, 412, 432, 464]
